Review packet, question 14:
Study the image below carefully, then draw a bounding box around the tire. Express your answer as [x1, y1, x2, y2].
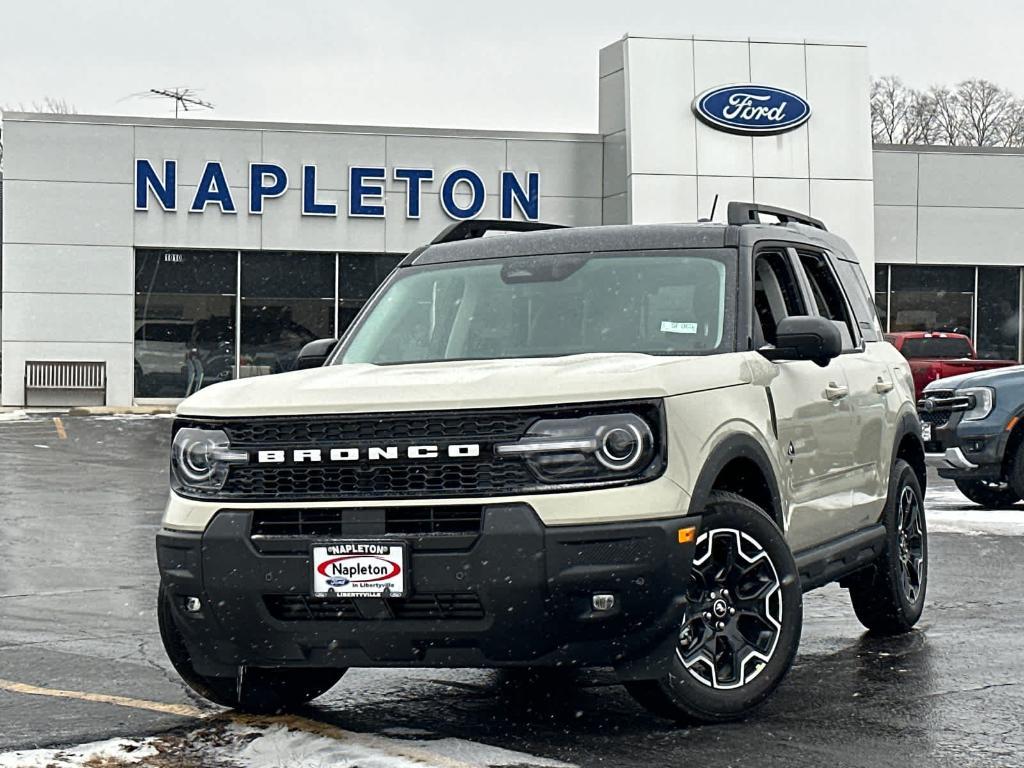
[625, 492, 802, 724]
[158, 583, 345, 713]
[954, 479, 1020, 509]
[848, 459, 927, 635]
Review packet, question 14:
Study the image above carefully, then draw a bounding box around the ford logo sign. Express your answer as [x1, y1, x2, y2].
[693, 84, 811, 135]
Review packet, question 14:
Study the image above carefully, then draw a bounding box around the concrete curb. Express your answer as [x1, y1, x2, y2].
[66, 406, 175, 416]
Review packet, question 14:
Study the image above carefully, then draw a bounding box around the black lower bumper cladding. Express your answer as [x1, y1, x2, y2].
[156, 504, 699, 677]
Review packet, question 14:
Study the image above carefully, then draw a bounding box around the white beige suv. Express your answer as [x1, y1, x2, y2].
[156, 203, 927, 723]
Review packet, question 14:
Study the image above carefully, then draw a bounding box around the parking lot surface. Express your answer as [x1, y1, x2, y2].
[1, 412, 1022, 767]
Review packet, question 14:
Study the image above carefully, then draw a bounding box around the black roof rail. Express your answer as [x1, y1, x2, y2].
[429, 219, 567, 245]
[726, 201, 827, 231]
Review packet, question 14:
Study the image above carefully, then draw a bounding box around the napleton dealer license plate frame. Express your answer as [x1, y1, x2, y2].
[311, 540, 408, 598]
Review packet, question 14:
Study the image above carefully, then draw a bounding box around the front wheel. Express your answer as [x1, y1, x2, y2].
[848, 459, 927, 635]
[625, 492, 802, 724]
[158, 583, 346, 713]
[954, 479, 1020, 508]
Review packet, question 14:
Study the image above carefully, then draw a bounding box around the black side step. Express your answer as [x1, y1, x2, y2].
[793, 525, 886, 592]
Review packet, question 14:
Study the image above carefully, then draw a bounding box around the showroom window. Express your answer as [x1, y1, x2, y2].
[241, 252, 335, 377]
[875, 264, 1022, 361]
[134, 249, 400, 399]
[134, 250, 237, 398]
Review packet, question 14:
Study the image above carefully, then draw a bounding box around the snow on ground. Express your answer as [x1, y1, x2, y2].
[0, 722, 575, 768]
[926, 485, 1024, 536]
[0, 410, 32, 422]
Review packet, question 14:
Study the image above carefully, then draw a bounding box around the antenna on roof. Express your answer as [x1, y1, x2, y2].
[698, 194, 719, 223]
[121, 88, 214, 119]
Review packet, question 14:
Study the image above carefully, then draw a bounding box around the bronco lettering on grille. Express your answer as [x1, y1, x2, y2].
[255, 444, 481, 464]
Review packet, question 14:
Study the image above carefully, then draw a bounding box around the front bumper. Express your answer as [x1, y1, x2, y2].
[920, 407, 1007, 481]
[156, 504, 699, 677]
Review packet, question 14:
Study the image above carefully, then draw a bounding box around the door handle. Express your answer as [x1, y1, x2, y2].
[874, 377, 894, 394]
[824, 382, 849, 401]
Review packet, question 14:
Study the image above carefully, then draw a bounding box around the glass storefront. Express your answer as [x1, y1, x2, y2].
[134, 249, 400, 398]
[874, 264, 1022, 361]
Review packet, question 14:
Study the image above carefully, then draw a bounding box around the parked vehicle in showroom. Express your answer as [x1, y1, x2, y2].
[885, 330, 1015, 400]
[156, 203, 927, 724]
[920, 365, 1024, 508]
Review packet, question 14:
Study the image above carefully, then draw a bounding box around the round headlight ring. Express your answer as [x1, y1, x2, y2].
[596, 422, 647, 471]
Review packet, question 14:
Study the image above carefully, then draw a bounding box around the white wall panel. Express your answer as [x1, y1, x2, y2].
[599, 69, 626, 136]
[4, 180, 133, 246]
[2, 292, 132, 343]
[261, 206, 386, 253]
[603, 193, 628, 225]
[624, 37, 696, 176]
[750, 43, 810, 179]
[917, 206, 1024, 265]
[3, 120, 133, 183]
[810, 179, 875, 265]
[2, 244, 133, 295]
[629, 175, 697, 224]
[873, 206, 917, 264]
[260, 131, 386, 191]
[506, 140, 603, 199]
[134, 126, 262, 188]
[873, 151, 918, 206]
[805, 45, 873, 180]
[603, 131, 627, 197]
[599, 40, 624, 78]
[536, 196, 602, 227]
[697, 176, 754, 223]
[754, 177, 810, 214]
[693, 40, 753, 177]
[0, 341, 134, 407]
[918, 152, 1024, 208]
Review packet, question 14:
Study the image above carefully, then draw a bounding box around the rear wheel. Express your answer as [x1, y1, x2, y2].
[158, 583, 345, 713]
[848, 460, 927, 635]
[954, 479, 1020, 508]
[625, 492, 802, 724]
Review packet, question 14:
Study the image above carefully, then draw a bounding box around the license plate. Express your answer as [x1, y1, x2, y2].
[921, 423, 932, 441]
[311, 541, 407, 598]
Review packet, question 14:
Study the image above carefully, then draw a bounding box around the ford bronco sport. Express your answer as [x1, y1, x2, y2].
[157, 202, 928, 724]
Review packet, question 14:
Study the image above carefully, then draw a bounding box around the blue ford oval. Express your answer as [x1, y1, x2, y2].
[693, 84, 811, 135]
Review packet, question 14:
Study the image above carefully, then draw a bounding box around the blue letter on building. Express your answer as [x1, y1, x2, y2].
[500, 171, 539, 220]
[190, 162, 236, 213]
[393, 168, 433, 218]
[250, 163, 288, 214]
[135, 159, 176, 211]
[302, 166, 338, 216]
[350, 167, 386, 217]
[441, 169, 485, 220]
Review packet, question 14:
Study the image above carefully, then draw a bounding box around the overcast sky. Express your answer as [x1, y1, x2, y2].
[1, 0, 1021, 132]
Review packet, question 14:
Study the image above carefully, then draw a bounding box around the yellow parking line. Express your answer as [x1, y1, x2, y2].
[0, 678, 202, 717]
[0, 678, 478, 768]
[53, 417, 67, 440]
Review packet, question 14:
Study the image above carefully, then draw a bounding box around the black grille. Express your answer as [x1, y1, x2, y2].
[264, 593, 484, 621]
[919, 410, 951, 428]
[251, 506, 483, 537]
[175, 402, 663, 501]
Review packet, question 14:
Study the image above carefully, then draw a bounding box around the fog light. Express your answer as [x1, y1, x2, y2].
[184, 596, 202, 613]
[592, 594, 616, 611]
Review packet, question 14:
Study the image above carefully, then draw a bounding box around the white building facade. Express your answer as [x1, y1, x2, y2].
[1, 34, 877, 406]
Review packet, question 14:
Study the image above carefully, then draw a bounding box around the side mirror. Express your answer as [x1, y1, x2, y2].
[295, 338, 338, 370]
[760, 316, 842, 367]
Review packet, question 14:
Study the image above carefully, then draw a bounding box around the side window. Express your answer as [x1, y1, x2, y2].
[831, 257, 882, 342]
[797, 250, 858, 351]
[753, 250, 806, 346]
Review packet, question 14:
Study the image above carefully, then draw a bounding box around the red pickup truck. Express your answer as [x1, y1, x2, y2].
[885, 331, 1017, 399]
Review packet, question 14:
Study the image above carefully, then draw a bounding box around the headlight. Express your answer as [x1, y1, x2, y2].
[957, 387, 995, 421]
[171, 427, 248, 493]
[495, 413, 659, 482]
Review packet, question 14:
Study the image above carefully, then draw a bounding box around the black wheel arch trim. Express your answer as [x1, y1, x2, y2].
[687, 432, 784, 530]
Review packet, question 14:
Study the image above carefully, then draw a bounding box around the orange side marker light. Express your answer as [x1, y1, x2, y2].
[678, 526, 697, 544]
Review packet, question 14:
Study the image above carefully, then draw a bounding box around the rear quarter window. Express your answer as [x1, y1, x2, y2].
[831, 257, 882, 342]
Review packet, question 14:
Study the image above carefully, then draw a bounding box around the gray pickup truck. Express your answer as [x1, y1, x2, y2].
[920, 366, 1024, 507]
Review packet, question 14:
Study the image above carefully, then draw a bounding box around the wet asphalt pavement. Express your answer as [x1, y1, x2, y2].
[0, 413, 1022, 767]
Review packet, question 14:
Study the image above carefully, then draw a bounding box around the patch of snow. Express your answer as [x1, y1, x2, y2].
[0, 410, 32, 422]
[926, 507, 1024, 536]
[90, 413, 175, 420]
[0, 737, 157, 768]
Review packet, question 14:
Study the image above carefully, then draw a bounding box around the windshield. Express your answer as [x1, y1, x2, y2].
[338, 249, 736, 365]
[901, 336, 973, 359]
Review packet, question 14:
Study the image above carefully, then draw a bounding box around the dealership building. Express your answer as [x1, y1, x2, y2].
[1, 33, 1022, 406]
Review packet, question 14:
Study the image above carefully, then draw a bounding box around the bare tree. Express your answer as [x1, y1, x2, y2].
[955, 79, 1016, 146]
[929, 86, 963, 146]
[1, 96, 77, 114]
[870, 76, 940, 145]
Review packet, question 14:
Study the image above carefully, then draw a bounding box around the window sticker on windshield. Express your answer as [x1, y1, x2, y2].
[661, 321, 698, 334]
